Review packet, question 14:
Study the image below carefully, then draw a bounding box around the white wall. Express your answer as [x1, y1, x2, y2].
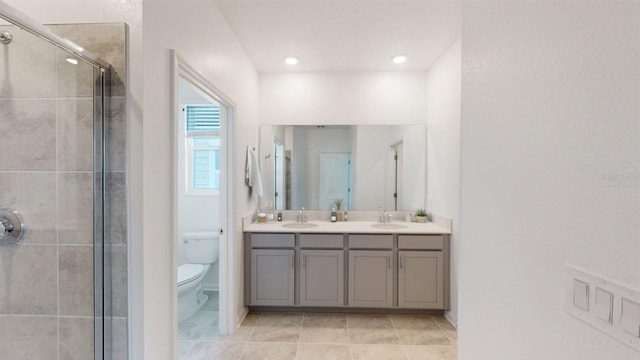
[259, 72, 428, 125]
[143, 2, 259, 360]
[460, 3, 639, 360]
[426, 39, 460, 325]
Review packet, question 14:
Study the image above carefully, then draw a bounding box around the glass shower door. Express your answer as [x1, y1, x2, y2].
[0, 22, 107, 359]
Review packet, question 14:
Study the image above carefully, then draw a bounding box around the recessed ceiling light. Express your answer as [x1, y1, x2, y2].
[66, 58, 79, 65]
[285, 56, 299, 65]
[392, 55, 407, 64]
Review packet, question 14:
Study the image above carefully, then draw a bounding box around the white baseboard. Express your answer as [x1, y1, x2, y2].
[236, 307, 249, 329]
[202, 286, 219, 292]
[444, 310, 458, 328]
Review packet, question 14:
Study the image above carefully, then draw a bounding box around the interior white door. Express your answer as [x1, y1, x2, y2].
[318, 153, 350, 210]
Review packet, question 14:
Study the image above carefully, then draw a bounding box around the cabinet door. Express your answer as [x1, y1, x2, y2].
[299, 250, 344, 307]
[398, 251, 444, 309]
[251, 249, 295, 306]
[348, 250, 393, 308]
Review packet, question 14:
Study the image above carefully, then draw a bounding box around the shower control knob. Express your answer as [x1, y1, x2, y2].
[0, 209, 25, 246]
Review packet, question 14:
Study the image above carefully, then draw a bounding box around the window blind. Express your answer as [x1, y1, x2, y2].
[185, 105, 220, 132]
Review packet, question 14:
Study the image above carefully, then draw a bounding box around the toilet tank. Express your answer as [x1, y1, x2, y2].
[183, 231, 219, 264]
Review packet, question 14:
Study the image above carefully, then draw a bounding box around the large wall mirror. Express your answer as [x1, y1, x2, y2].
[259, 125, 426, 211]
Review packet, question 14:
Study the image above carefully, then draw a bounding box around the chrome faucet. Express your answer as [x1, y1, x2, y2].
[377, 207, 392, 223]
[296, 207, 309, 223]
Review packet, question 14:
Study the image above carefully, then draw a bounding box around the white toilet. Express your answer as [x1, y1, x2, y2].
[177, 231, 219, 322]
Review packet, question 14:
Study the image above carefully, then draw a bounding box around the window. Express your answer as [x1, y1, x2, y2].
[185, 105, 220, 195]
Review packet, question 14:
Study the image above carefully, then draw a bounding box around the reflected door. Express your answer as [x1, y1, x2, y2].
[318, 153, 350, 210]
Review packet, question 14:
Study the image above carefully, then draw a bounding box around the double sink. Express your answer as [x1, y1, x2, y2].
[281, 222, 408, 230]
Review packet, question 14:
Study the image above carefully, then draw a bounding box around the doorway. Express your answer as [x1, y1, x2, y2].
[318, 153, 351, 210]
[172, 53, 235, 359]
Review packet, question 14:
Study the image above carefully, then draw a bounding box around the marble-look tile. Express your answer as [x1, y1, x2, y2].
[347, 314, 400, 345]
[351, 344, 408, 360]
[52, 23, 127, 97]
[179, 341, 197, 359]
[57, 98, 94, 171]
[0, 172, 57, 243]
[0, 99, 56, 171]
[179, 310, 218, 341]
[241, 342, 297, 360]
[390, 315, 452, 346]
[0, 315, 58, 360]
[300, 313, 349, 344]
[404, 346, 457, 360]
[59, 245, 94, 316]
[111, 244, 128, 318]
[201, 291, 219, 311]
[58, 172, 93, 244]
[106, 172, 127, 245]
[0, 245, 57, 315]
[59, 317, 94, 360]
[297, 343, 351, 360]
[250, 313, 302, 342]
[201, 321, 253, 343]
[106, 97, 126, 172]
[185, 341, 244, 360]
[0, 26, 56, 99]
[56, 47, 94, 98]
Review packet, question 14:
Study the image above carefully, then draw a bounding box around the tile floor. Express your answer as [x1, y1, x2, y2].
[179, 292, 457, 360]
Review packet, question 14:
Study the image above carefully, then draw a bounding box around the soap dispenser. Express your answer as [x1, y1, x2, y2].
[330, 208, 337, 222]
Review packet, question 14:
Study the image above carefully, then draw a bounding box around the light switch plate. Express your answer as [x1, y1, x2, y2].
[621, 298, 640, 338]
[573, 279, 589, 311]
[595, 287, 613, 324]
[566, 265, 640, 352]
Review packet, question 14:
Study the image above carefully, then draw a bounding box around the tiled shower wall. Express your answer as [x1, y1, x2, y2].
[0, 23, 127, 359]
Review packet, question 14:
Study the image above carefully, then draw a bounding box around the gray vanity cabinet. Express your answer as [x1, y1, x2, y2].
[299, 249, 344, 307]
[398, 251, 444, 309]
[348, 250, 394, 308]
[251, 249, 295, 306]
[249, 233, 296, 306]
[397, 235, 447, 310]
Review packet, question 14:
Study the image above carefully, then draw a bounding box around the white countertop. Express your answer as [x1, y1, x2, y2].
[243, 220, 451, 235]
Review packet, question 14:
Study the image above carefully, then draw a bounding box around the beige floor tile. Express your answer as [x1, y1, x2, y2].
[250, 325, 301, 342]
[300, 314, 349, 344]
[251, 312, 302, 342]
[185, 341, 245, 360]
[348, 314, 400, 344]
[297, 343, 351, 360]
[390, 315, 452, 346]
[433, 316, 458, 344]
[240, 342, 297, 360]
[256, 312, 303, 326]
[404, 346, 457, 360]
[351, 344, 408, 360]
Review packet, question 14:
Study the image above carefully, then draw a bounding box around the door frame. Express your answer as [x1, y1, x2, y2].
[171, 51, 236, 353]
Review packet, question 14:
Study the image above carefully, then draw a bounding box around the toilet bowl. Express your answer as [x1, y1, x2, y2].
[177, 231, 219, 322]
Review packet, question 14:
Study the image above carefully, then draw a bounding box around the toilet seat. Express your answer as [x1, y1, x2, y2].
[178, 264, 204, 286]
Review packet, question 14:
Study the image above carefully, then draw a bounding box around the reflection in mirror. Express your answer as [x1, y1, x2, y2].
[259, 125, 426, 211]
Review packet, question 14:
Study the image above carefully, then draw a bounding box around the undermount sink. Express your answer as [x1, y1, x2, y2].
[370, 223, 408, 230]
[281, 222, 319, 229]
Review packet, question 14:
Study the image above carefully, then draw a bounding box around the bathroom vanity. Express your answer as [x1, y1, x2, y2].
[243, 220, 451, 313]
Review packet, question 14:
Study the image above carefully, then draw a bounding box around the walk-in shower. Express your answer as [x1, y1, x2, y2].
[0, 3, 126, 359]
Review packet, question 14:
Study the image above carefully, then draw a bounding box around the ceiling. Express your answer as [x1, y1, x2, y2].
[215, 0, 461, 73]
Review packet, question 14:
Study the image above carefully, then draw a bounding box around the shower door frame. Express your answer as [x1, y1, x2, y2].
[0, 2, 114, 360]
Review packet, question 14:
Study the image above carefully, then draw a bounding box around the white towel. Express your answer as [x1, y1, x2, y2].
[245, 146, 264, 197]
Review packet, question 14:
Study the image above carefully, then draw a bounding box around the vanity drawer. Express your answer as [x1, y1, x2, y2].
[251, 233, 295, 248]
[349, 235, 393, 249]
[300, 234, 344, 248]
[398, 235, 444, 250]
